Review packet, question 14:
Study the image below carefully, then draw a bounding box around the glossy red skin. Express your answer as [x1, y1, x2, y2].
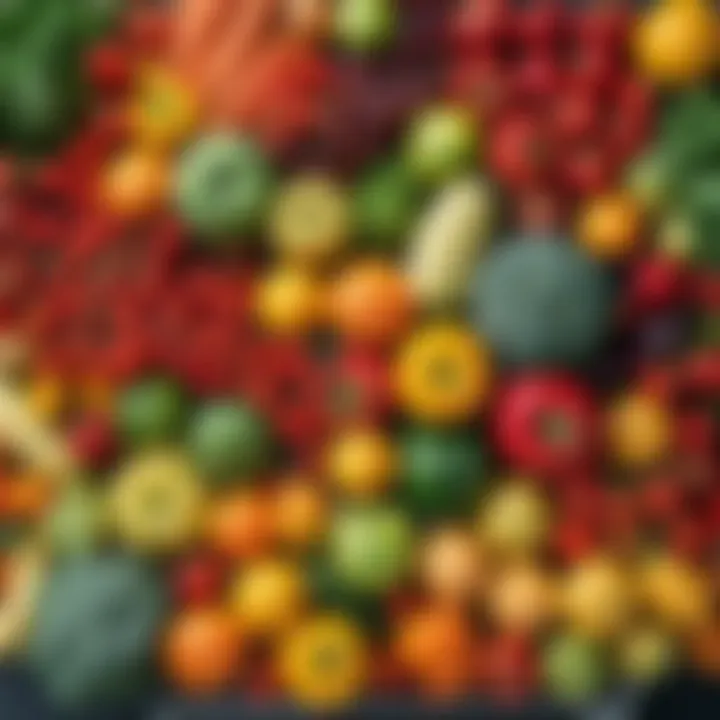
[448, 0, 513, 52]
[493, 374, 598, 479]
[490, 112, 554, 191]
[550, 87, 598, 144]
[172, 555, 226, 607]
[329, 349, 393, 426]
[477, 635, 538, 704]
[86, 43, 132, 94]
[69, 414, 117, 470]
[517, 1, 566, 51]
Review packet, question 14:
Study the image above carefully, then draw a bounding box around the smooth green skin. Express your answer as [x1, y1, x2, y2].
[335, 0, 395, 51]
[543, 636, 607, 704]
[29, 556, 166, 709]
[43, 484, 105, 556]
[404, 106, 477, 184]
[308, 556, 388, 636]
[330, 505, 413, 595]
[2, 3, 85, 155]
[188, 401, 271, 484]
[354, 160, 420, 251]
[115, 378, 189, 448]
[175, 134, 274, 242]
[473, 237, 612, 367]
[399, 427, 485, 523]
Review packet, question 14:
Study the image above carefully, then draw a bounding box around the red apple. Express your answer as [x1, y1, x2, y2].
[560, 143, 613, 196]
[551, 86, 598, 143]
[448, 0, 512, 53]
[517, 0, 566, 51]
[490, 112, 554, 190]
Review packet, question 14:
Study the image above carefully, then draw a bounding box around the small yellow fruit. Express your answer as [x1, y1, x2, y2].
[230, 560, 307, 635]
[635, 0, 717, 86]
[607, 393, 672, 468]
[578, 192, 643, 261]
[255, 266, 322, 335]
[327, 428, 395, 499]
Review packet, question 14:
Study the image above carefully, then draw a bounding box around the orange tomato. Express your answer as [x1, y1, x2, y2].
[578, 192, 643, 261]
[274, 477, 327, 549]
[393, 606, 473, 697]
[331, 261, 414, 346]
[100, 148, 169, 219]
[205, 490, 276, 561]
[163, 608, 242, 693]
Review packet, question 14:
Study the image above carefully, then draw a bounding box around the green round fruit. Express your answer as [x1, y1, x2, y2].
[175, 133, 273, 241]
[404, 105, 477, 184]
[543, 635, 607, 704]
[335, 0, 395, 51]
[188, 401, 271, 484]
[29, 555, 165, 708]
[43, 483, 105, 556]
[115, 377, 189, 448]
[399, 427, 486, 523]
[330, 505, 413, 595]
[473, 237, 612, 367]
[354, 160, 419, 251]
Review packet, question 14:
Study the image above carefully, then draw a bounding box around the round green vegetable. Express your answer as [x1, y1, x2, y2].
[399, 427, 485, 523]
[175, 133, 274, 241]
[188, 401, 271, 483]
[29, 555, 165, 708]
[43, 484, 105, 556]
[473, 237, 612, 367]
[335, 0, 395, 51]
[115, 377, 189, 448]
[404, 105, 478, 184]
[543, 635, 607, 704]
[354, 160, 419, 251]
[330, 505, 413, 594]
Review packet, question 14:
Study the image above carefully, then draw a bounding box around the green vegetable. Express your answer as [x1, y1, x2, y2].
[188, 401, 271, 484]
[175, 134, 275, 241]
[399, 427, 485, 523]
[115, 378, 190, 448]
[354, 160, 420, 251]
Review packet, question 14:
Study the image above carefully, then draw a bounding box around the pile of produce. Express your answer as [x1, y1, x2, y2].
[0, 0, 717, 713]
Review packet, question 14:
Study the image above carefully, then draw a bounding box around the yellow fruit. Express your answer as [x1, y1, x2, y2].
[101, 148, 169, 219]
[641, 555, 711, 631]
[607, 393, 672, 468]
[230, 560, 307, 635]
[578, 192, 643, 261]
[563, 557, 632, 639]
[635, 0, 717, 86]
[274, 478, 327, 549]
[255, 266, 322, 335]
[619, 627, 675, 683]
[326, 428, 396, 499]
[420, 527, 482, 604]
[477, 481, 550, 557]
[395, 323, 492, 424]
[129, 65, 199, 148]
[279, 615, 368, 711]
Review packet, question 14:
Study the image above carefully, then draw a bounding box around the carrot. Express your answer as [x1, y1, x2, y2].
[170, 0, 232, 80]
[204, 0, 280, 105]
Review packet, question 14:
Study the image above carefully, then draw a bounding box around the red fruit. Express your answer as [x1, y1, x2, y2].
[552, 521, 597, 564]
[68, 414, 117, 470]
[490, 112, 553, 190]
[173, 555, 225, 606]
[626, 256, 688, 315]
[447, 57, 515, 122]
[566, 45, 618, 96]
[479, 635, 538, 704]
[515, 190, 565, 234]
[681, 350, 720, 395]
[514, 54, 561, 102]
[551, 87, 597, 143]
[561, 144, 613, 196]
[86, 43, 131, 93]
[574, 2, 633, 50]
[517, 1, 566, 51]
[448, 0, 511, 52]
[674, 411, 716, 456]
[639, 475, 686, 524]
[493, 374, 598, 480]
[608, 78, 655, 157]
[670, 516, 709, 562]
